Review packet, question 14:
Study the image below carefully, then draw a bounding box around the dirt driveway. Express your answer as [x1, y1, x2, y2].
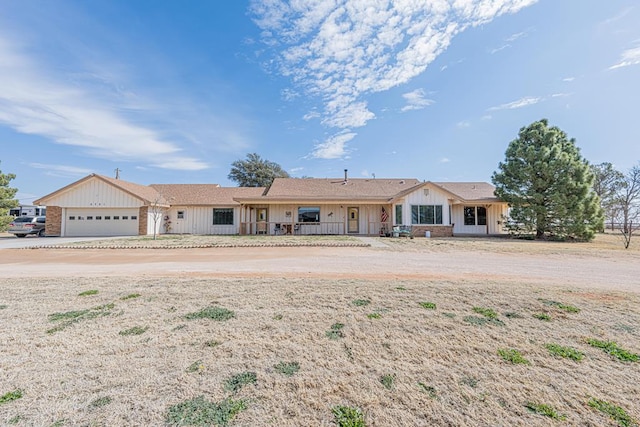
[2, 244, 638, 293]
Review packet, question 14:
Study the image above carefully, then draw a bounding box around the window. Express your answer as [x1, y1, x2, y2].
[411, 205, 443, 225]
[395, 205, 402, 225]
[298, 206, 320, 223]
[104, 216, 111, 220]
[69, 216, 76, 220]
[113, 216, 120, 220]
[96, 216, 102, 220]
[177, 211, 185, 219]
[464, 206, 487, 226]
[213, 208, 234, 225]
[131, 215, 137, 220]
[87, 216, 93, 220]
[122, 216, 129, 220]
[78, 216, 84, 220]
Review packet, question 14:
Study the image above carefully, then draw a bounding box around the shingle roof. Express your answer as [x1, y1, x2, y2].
[254, 178, 422, 201]
[431, 182, 499, 202]
[150, 184, 265, 205]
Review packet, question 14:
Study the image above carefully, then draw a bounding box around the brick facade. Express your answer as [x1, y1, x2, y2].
[409, 225, 453, 238]
[138, 206, 148, 235]
[46, 206, 62, 236]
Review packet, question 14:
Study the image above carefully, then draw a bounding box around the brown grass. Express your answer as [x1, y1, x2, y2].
[1, 275, 639, 426]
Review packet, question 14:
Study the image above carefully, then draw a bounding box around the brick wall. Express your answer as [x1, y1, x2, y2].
[138, 206, 148, 235]
[46, 206, 62, 236]
[409, 225, 453, 238]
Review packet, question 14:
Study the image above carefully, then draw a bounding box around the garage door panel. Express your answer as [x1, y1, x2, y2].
[65, 209, 139, 236]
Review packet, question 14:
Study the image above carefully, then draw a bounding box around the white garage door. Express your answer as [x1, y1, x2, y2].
[65, 208, 139, 237]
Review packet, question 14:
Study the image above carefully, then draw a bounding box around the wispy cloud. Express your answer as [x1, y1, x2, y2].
[456, 121, 471, 128]
[28, 163, 93, 177]
[490, 27, 533, 54]
[250, 0, 538, 158]
[311, 131, 356, 159]
[609, 46, 640, 70]
[440, 158, 450, 163]
[598, 6, 634, 27]
[401, 89, 435, 112]
[0, 33, 226, 171]
[562, 76, 575, 82]
[488, 96, 542, 111]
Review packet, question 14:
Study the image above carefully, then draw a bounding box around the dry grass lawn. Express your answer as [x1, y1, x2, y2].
[1, 233, 639, 426]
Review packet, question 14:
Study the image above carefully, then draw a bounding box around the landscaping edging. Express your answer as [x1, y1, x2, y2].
[23, 242, 371, 250]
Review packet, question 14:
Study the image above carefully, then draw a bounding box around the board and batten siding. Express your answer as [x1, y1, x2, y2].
[397, 186, 451, 226]
[450, 204, 508, 235]
[45, 178, 144, 208]
[167, 206, 239, 235]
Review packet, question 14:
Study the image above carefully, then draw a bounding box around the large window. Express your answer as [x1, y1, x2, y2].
[411, 205, 443, 225]
[213, 208, 234, 225]
[464, 206, 487, 226]
[298, 206, 320, 223]
[395, 205, 402, 225]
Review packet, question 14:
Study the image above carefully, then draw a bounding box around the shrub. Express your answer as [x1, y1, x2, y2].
[333, 405, 365, 427]
[498, 348, 530, 365]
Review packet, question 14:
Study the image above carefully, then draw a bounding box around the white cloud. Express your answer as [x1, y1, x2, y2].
[289, 167, 304, 174]
[250, 0, 538, 157]
[609, 46, 640, 70]
[0, 34, 213, 171]
[490, 44, 511, 54]
[562, 76, 575, 82]
[481, 114, 493, 120]
[489, 27, 533, 54]
[311, 131, 357, 159]
[456, 120, 471, 128]
[440, 157, 450, 163]
[488, 96, 542, 111]
[401, 89, 435, 112]
[28, 162, 93, 177]
[303, 110, 321, 121]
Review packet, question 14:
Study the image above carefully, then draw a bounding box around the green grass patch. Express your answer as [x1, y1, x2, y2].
[533, 313, 552, 321]
[525, 402, 566, 420]
[89, 396, 112, 409]
[460, 376, 479, 388]
[0, 389, 23, 404]
[49, 420, 65, 427]
[588, 397, 637, 427]
[395, 286, 407, 291]
[223, 371, 257, 393]
[417, 382, 437, 399]
[186, 360, 205, 374]
[419, 302, 436, 310]
[366, 313, 381, 319]
[0, 304, 7, 310]
[204, 340, 221, 348]
[545, 343, 584, 361]
[274, 361, 300, 377]
[47, 303, 115, 334]
[165, 396, 246, 427]
[352, 299, 370, 307]
[442, 312, 456, 318]
[120, 293, 141, 300]
[119, 326, 148, 336]
[78, 289, 98, 296]
[326, 322, 345, 340]
[586, 339, 639, 362]
[332, 405, 365, 427]
[380, 374, 395, 390]
[185, 306, 235, 321]
[472, 307, 498, 319]
[538, 298, 580, 313]
[498, 348, 530, 365]
[273, 314, 283, 320]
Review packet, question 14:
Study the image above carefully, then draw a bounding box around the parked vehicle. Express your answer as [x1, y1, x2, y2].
[7, 216, 46, 237]
[9, 205, 47, 217]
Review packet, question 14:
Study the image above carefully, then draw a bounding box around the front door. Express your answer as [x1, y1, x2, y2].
[257, 208, 267, 234]
[348, 207, 359, 233]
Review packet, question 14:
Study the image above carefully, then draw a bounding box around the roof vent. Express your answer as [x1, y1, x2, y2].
[399, 180, 405, 184]
[344, 169, 348, 182]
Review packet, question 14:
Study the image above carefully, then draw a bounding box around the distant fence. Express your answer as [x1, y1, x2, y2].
[605, 222, 640, 231]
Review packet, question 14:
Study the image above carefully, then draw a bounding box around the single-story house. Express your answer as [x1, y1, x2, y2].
[35, 172, 508, 237]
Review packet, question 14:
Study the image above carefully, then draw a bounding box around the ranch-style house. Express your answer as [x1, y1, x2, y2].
[34, 172, 509, 238]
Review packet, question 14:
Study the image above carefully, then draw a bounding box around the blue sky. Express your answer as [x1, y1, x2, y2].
[1, 0, 639, 204]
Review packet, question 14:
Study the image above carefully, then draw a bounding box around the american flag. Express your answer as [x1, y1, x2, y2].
[381, 206, 389, 222]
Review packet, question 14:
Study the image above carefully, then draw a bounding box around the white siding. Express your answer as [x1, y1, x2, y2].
[147, 212, 163, 236]
[397, 185, 451, 226]
[451, 204, 509, 235]
[47, 178, 143, 208]
[167, 206, 239, 235]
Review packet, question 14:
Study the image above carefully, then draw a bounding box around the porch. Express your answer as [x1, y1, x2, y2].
[239, 221, 391, 236]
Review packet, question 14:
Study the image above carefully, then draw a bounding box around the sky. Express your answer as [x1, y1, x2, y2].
[1, 0, 639, 205]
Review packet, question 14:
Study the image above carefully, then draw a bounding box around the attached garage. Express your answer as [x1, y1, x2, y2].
[64, 208, 140, 237]
[35, 174, 168, 237]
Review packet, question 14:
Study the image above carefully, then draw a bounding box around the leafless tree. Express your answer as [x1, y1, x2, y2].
[614, 164, 640, 248]
[148, 195, 169, 240]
